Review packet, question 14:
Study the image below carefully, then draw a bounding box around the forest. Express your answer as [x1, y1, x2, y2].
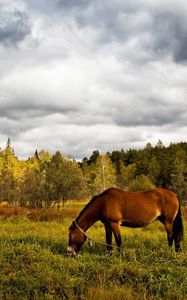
[0, 138, 187, 208]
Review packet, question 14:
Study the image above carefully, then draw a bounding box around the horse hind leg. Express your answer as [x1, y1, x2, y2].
[164, 221, 174, 249]
[173, 207, 183, 252]
[166, 221, 182, 252]
[174, 235, 181, 252]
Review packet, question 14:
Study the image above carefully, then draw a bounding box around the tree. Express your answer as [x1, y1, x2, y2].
[45, 151, 64, 207]
[154, 142, 169, 187]
[110, 150, 125, 174]
[145, 142, 152, 150]
[60, 157, 88, 200]
[85, 154, 117, 195]
[0, 138, 186, 208]
[156, 139, 164, 149]
[37, 150, 52, 207]
[0, 141, 23, 205]
[6, 137, 11, 149]
[21, 156, 43, 208]
[169, 149, 187, 203]
[147, 156, 161, 185]
[87, 150, 100, 165]
[117, 161, 136, 189]
[45, 152, 88, 207]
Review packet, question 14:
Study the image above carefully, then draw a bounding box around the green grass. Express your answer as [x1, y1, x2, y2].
[0, 214, 186, 299]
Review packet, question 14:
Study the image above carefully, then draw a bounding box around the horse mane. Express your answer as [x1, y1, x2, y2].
[76, 188, 117, 222]
[76, 194, 98, 222]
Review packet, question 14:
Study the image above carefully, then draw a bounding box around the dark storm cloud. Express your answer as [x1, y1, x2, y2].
[51, 0, 187, 63]
[0, 7, 31, 45]
[0, 102, 78, 121]
[25, 0, 187, 63]
[113, 104, 186, 127]
[152, 10, 187, 63]
[57, 0, 89, 9]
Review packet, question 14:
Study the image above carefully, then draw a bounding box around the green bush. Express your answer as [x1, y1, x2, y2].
[129, 175, 156, 192]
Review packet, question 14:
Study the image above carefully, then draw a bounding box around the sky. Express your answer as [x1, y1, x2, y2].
[0, 0, 187, 160]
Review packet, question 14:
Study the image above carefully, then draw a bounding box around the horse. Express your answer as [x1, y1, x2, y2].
[67, 188, 183, 255]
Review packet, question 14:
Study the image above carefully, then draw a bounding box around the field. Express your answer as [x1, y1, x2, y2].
[0, 203, 186, 300]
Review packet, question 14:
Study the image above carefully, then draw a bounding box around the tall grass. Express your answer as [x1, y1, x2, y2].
[0, 207, 186, 299]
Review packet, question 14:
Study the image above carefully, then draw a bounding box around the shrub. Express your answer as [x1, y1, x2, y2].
[129, 175, 155, 192]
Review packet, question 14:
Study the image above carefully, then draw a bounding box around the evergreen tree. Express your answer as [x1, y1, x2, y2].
[169, 149, 187, 202]
[147, 156, 161, 185]
[87, 150, 100, 165]
[117, 161, 136, 189]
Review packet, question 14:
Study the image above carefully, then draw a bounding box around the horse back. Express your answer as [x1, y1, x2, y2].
[98, 188, 179, 226]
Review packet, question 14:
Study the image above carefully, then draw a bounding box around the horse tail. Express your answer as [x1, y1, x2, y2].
[173, 200, 184, 242]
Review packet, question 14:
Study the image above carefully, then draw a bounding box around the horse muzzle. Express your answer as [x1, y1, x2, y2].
[67, 246, 77, 256]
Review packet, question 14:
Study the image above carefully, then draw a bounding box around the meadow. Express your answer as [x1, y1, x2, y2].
[0, 203, 186, 300]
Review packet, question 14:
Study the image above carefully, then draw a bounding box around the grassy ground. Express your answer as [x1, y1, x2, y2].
[0, 206, 186, 299]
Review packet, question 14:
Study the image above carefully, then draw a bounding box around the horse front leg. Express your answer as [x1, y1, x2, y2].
[110, 221, 123, 253]
[104, 223, 113, 253]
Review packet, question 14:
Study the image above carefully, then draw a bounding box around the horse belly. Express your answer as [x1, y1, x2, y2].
[120, 207, 161, 228]
[120, 220, 150, 228]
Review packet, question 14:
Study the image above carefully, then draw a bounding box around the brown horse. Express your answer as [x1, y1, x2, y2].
[67, 188, 183, 255]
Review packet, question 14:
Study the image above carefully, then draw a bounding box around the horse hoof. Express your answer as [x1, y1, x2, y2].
[175, 247, 181, 253]
[106, 249, 113, 255]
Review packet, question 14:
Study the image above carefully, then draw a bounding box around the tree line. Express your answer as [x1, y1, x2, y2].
[0, 139, 187, 208]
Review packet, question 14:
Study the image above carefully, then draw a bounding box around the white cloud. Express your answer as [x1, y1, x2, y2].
[0, 0, 187, 159]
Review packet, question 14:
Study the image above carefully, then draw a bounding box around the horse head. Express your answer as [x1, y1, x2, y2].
[67, 220, 87, 256]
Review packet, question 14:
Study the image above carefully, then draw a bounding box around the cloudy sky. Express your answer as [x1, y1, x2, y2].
[0, 0, 187, 159]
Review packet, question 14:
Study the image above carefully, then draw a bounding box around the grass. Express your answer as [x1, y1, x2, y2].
[0, 206, 186, 299]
